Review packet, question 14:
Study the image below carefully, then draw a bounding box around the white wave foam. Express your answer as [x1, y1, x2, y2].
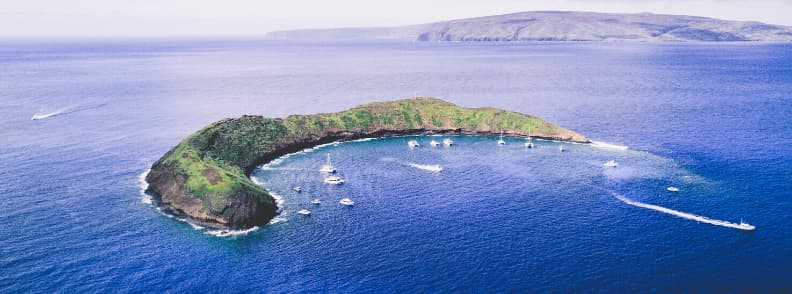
[269, 191, 286, 210]
[408, 163, 443, 172]
[138, 170, 152, 204]
[268, 216, 287, 225]
[205, 226, 259, 237]
[612, 192, 755, 231]
[591, 140, 629, 151]
[534, 138, 585, 145]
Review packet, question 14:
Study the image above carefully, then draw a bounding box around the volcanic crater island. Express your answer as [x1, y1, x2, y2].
[145, 98, 588, 229]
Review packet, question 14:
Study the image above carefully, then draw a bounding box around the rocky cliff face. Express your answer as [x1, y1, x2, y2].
[266, 11, 792, 42]
[145, 98, 588, 229]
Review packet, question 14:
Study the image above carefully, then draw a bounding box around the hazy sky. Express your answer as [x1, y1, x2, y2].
[1, 0, 791, 37]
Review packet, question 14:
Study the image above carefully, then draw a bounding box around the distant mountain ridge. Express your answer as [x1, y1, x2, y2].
[266, 11, 792, 42]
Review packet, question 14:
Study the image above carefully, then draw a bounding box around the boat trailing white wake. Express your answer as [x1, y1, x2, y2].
[31, 103, 107, 120]
[380, 157, 443, 172]
[612, 192, 755, 231]
[31, 109, 67, 120]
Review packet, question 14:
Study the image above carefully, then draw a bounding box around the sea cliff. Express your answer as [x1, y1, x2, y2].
[145, 98, 588, 229]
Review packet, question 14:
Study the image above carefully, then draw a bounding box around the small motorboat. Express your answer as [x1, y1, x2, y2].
[310, 199, 321, 205]
[323, 176, 344, 185]
[737, 220, 755, 231]
[339, 198, 355, 206]
[408, 140, 420, 148]
[667, 186, 680, 192]
[293, 186, 302, 192]
[603, 160, 618, 167]
[559, 145, 566, 152]
[297, 209, 311, 215]
[443, 138, 454, 146]
[430, 140, 440, 147]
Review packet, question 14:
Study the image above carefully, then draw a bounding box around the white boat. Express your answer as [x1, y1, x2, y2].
[667, 186, 680, 192]
[310, 199, 321, 204]
[408, 140, 420, 148]
[323, 176, 344, 185]
[559, 145, 566, 152]
[319, 153, 337, 173]
[524, 129, 534, 148]
[497, 131, 506, 145]
[293, 186, 302, 192]
[430, 140, 440, 147]
[443, 138, 454, 146]
[297, 209, 311, 215]
[339, 198, 355, 206]
[737, 220, 755, 231]
[603, 160, 618, 167]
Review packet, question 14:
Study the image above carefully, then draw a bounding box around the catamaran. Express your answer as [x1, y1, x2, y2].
[320, 153, 336, 173]
[497, 131, 506, 145]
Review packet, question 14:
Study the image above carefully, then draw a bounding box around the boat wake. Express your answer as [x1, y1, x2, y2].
[31, 103, 106, 121]
[591, 140, 629, 151]
[612, 192, 755, 231]
[31, 109, 67, 120]
[408, 163, 443, 172]
[380, 157, 443, 172]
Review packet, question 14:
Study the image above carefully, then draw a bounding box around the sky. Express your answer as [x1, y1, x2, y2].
[1, 0, 791, 37]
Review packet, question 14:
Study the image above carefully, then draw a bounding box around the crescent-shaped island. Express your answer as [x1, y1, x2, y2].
[145, 98, 589, 229]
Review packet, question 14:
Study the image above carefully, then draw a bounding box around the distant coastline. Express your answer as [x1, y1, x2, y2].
[266, 11, 792, 42]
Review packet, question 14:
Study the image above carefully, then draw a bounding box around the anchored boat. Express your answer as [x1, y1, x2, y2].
[320, 153, 337, 173]
[323, 176, 344, 185]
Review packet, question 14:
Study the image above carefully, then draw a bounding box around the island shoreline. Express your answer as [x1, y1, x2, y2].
[145, 98, 589, 230]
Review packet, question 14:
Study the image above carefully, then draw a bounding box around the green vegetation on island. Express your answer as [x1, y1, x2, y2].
[145, 97, 588, 229]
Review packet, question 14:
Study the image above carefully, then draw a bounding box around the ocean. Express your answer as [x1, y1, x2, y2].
[1, 39, 790, 292]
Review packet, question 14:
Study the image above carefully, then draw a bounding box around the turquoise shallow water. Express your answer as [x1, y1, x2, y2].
[0, 40, 790, 292]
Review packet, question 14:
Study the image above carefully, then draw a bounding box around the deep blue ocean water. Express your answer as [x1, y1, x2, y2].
[1, 39, 790, 292]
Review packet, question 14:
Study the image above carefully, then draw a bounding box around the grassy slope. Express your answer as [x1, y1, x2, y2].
[153, 98, 586, 221]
